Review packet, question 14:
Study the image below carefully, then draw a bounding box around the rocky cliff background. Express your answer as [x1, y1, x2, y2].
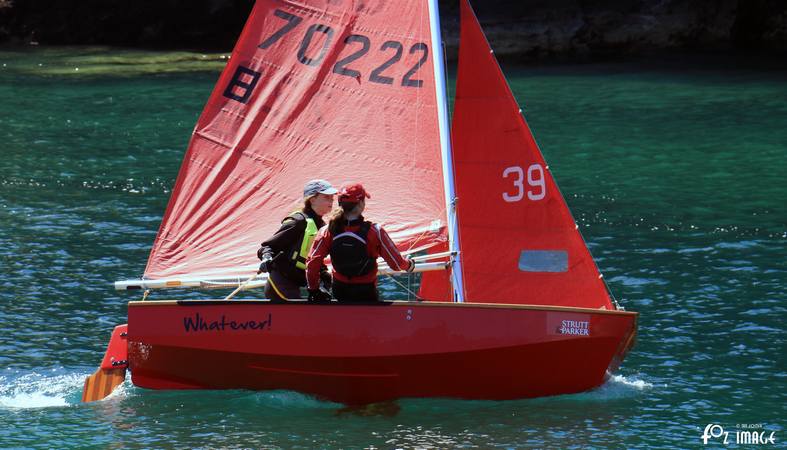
[1, 0, 785, 60]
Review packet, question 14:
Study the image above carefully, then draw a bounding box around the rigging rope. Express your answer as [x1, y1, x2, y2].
[402, 204, 448, 255]
[383, 271, 420, 300]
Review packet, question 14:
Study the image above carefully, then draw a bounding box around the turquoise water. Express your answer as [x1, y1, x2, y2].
[1, 48, 785, 448]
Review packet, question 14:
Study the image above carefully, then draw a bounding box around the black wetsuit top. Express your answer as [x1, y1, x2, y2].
[257, 206, 326, 286]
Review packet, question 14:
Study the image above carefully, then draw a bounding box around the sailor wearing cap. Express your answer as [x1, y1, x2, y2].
[305, 183, 414, 303]
[256, 179, 337, 301]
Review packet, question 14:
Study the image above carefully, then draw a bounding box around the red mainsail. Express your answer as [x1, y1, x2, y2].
[145, 0, 447, 280]
[450, 0, 613, 309]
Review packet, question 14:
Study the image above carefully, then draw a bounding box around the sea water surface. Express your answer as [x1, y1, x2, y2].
[0, 48, 784, 448]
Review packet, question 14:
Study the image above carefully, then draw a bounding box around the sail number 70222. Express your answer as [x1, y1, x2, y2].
[223, 9, 430, 104]
[502, 164, 546, 202]
[257, 9, 429, 88]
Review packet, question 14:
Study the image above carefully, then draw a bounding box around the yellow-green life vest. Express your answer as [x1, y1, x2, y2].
[291, 213, 318, 270]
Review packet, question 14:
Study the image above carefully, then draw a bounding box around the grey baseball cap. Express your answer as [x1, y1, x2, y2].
[303, 179, 338, 197]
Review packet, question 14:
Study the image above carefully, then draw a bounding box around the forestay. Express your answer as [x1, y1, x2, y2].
[144, 0, 448, 281]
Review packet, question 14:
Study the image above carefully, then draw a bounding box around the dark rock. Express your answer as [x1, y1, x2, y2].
[0, 0, 785, 59]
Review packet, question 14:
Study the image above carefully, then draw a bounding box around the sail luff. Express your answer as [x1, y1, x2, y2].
[428, 0, 465, 302]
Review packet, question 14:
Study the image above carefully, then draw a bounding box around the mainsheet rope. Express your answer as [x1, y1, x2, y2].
[383, 271, 419, 300]
[394, 203, 449, 300]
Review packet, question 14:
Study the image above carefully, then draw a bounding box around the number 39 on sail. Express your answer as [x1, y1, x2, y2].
[83, 0, 638, 405]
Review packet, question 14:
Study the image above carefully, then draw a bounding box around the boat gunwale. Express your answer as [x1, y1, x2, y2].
[127, 299, 638, 317]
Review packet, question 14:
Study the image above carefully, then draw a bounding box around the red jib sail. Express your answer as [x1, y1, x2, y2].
[145, 0, 447, 280]
[450, 0, 613, 309]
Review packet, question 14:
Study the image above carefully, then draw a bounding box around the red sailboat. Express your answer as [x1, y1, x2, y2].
[83, 0, 637, 404]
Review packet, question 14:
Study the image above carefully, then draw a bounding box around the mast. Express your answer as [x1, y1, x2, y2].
[428, 0, 465, 302]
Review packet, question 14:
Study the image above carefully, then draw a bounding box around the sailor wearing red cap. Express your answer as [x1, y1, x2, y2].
[256, 179, 337, 302]
[305, 183, 414, 302]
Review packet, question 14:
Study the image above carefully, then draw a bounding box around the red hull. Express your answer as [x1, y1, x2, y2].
[126, 300, 637, 404]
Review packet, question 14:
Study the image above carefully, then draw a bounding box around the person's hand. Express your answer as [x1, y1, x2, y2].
[320, 271, 332, 290]
[258, 256, 273, 274]
[308, 288, 332, 303]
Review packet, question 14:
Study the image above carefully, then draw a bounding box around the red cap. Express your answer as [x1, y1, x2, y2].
[338, 183, 371, 203]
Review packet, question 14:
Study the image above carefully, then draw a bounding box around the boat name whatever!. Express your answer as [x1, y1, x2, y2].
[183, 313, 272, 333]
[558, 320, 590, 336]
[224, 9, 430, 104]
